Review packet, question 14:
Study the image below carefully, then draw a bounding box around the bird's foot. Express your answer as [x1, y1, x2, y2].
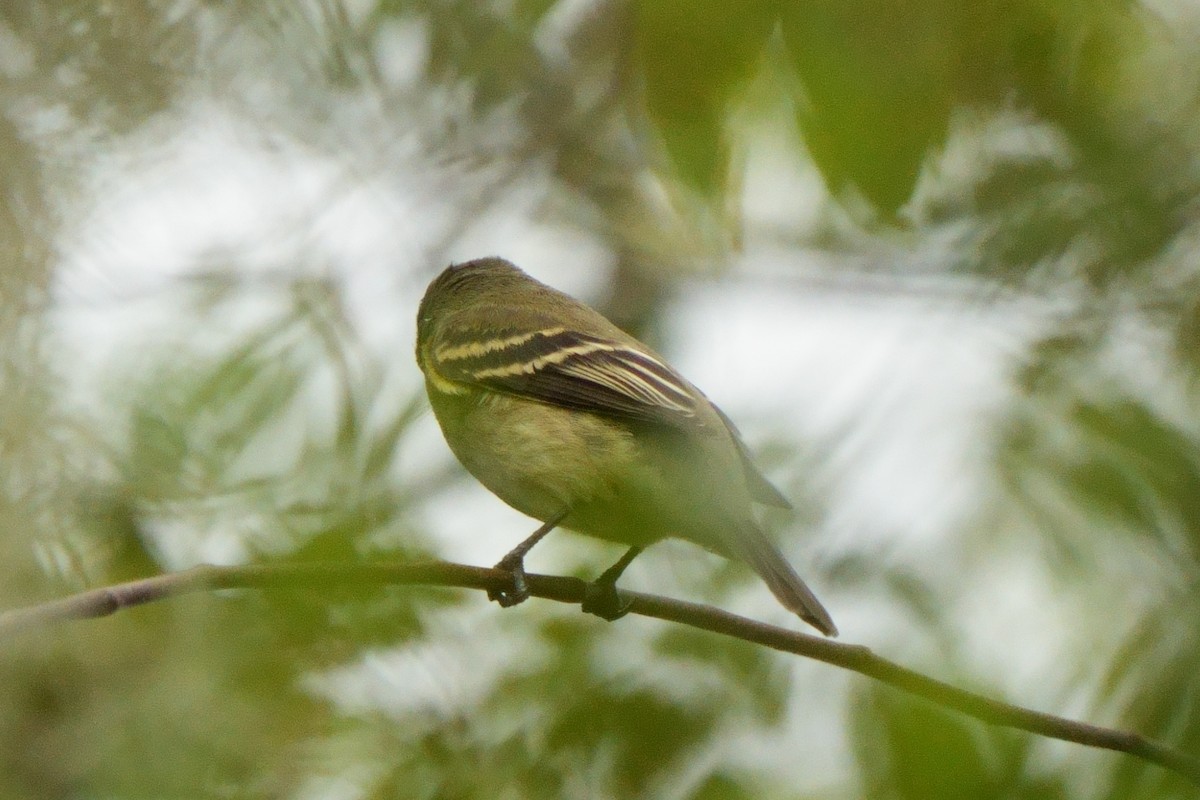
[581, 578, 631, 621]
[488, 554, 530, 607]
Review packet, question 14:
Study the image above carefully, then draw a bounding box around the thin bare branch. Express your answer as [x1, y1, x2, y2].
[1, 560, 1196, 786]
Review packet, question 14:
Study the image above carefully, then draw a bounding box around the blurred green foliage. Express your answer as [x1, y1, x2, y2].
[0, 0, 1198, 798]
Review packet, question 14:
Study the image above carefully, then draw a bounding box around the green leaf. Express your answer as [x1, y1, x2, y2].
[636, 0, 776, 199]
[851, 685, 1000, 800]
[779, 0, 955, 213]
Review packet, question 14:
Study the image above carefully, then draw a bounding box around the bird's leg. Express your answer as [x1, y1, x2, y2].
[582, 546, 643, 621]
[488, 512, 567, 608]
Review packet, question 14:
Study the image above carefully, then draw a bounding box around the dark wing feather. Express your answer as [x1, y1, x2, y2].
[430, 325, 699, 428]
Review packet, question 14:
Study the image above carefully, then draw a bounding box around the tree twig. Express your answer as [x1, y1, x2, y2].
[0, 560, 1196, 786]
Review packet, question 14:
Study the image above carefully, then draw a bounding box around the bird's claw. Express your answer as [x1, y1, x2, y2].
[581, 579, 631, 621]
[488, 555, 530, 607]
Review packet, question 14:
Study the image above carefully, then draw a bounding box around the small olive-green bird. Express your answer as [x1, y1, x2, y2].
[415, 257, 837, 636]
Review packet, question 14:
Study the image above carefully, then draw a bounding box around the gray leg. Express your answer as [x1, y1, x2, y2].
[488, 512, 567, 607]
[582, 546, 643, 621]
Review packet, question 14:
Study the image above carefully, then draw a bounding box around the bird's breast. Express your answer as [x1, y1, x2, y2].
[431, 388, 643, 524]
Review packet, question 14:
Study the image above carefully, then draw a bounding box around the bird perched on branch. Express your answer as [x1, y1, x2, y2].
[415, 257, 837, 636]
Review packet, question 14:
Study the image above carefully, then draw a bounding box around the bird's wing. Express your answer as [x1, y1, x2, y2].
[427, 316, 699, 428]
[712, 406, 793, 509]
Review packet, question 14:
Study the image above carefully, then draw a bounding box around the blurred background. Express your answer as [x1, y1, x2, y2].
[1, 1, 1198, 797]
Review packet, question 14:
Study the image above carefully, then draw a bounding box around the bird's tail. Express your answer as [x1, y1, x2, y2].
[727, 523, 838, 637]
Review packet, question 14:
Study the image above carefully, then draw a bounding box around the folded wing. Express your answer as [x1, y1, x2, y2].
[430, 322, 699, 428]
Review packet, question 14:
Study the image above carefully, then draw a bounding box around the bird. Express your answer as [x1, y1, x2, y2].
[414, 257, 837, 636]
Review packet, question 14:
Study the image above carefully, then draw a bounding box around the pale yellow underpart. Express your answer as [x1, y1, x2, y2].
[435, 327, 567, 361]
